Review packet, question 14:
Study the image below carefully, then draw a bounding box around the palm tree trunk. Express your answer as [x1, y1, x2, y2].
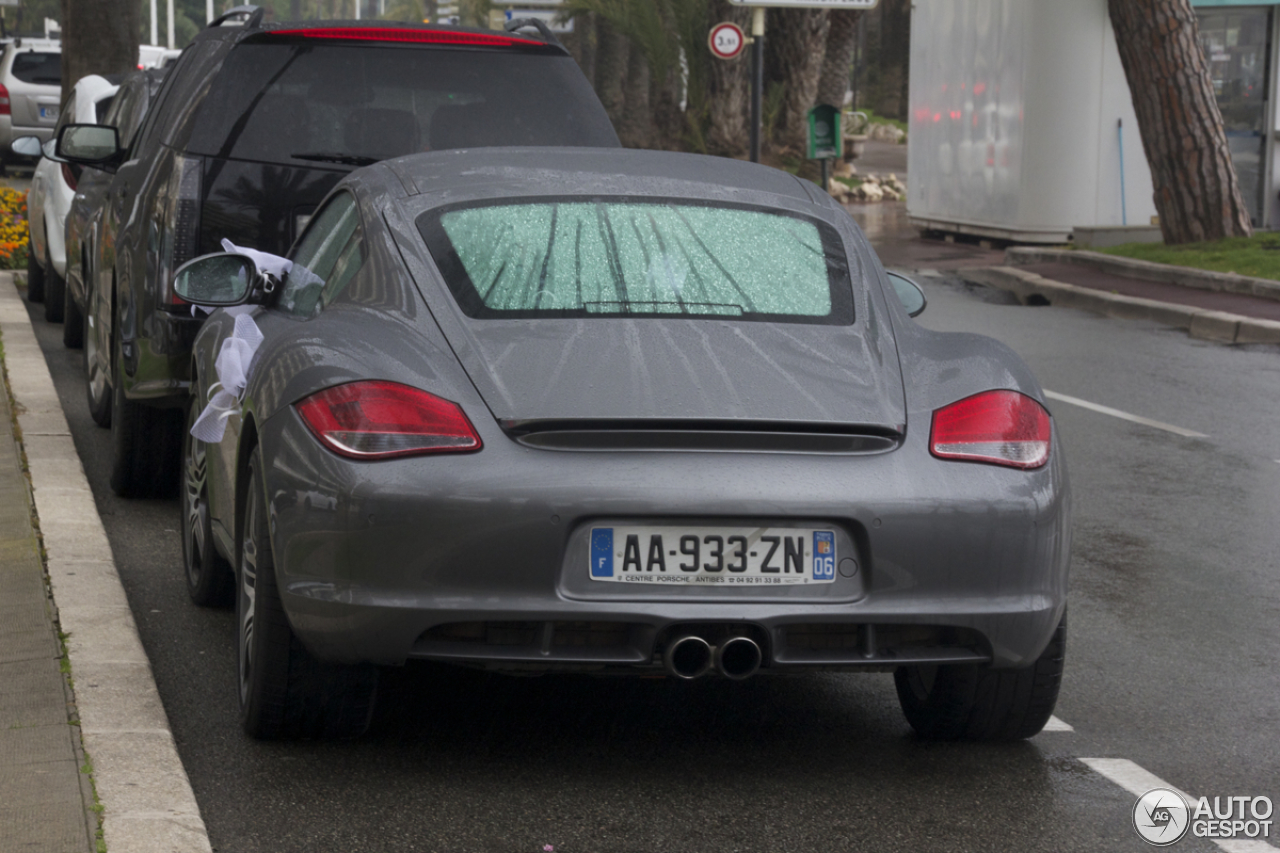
[1109, 0, 1252, 242]
[61, 0, 140, 103]
[765, 8, 829, 154]
[617, 46, 655, 148]
[816, 10, 861, 110]
[595, 16, 629, 132]
[707, 0, 751, 156]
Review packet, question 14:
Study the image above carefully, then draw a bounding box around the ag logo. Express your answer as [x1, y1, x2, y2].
[1134, 788, 1191, 846]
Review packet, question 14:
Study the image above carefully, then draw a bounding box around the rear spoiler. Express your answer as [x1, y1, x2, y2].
[208, 5, 265, 29]
[504, 17, 565, 49]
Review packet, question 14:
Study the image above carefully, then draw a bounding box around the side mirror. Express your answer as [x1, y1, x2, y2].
[10, 135, 43, 158]
[174, 253, 260, 306]
[887, 271, 927, 317]
[41, 138, 61, 161]
[55, 124, 122, 166]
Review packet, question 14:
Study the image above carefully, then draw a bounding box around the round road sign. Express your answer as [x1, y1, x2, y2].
[708, 22, 746, 60]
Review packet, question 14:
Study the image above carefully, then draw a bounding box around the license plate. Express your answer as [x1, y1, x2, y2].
[39, 106, 55, 120]
[589, 526, 837, 585]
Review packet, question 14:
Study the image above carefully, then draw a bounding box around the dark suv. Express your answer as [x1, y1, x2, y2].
[57, 8, 619, 497]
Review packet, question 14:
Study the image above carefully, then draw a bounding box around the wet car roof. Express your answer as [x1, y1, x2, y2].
[377, 148, 824, 211]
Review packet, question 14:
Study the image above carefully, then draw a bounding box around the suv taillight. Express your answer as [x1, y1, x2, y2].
[930, 390, 1051, 470]
[295, 381, 482, 460]
[162, 155, 203, 305]
[0, 83, 10, 116]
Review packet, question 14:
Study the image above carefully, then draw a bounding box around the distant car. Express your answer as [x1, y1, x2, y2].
[173, 148, 1071, 741]
[62, 69, 167, 392]
[55, 11, 620, 499]
[137, 44, 183, 69]
[17, 73, 119, 323]
[0, 37, 61, 169]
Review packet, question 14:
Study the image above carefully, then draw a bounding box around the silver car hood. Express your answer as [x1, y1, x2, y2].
[434, 316, 906, 433]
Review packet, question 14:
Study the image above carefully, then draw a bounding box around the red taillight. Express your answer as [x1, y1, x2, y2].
[61, 162, 77, 191]
[0, 83, 10, 116]
[269, 27, 541, 48]
[295, 381, 482, 460]
[930, 390, 1051, 470]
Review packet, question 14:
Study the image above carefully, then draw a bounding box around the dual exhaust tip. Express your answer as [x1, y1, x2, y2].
[663, 634, 762, 680]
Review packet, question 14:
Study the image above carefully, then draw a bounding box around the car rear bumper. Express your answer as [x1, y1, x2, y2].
[259, 407, 1071, 672]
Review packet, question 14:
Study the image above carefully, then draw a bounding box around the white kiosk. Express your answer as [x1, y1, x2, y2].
[906, 0, 1280, 243]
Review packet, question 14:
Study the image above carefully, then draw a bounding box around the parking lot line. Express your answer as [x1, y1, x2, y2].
[1042, 715, 1073, 731]
[1081, 758, 1279, 852]
[1043, 390, 1209, 438]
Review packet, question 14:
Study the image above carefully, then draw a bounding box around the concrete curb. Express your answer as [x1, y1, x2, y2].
[0, 273, 213, 853]
[1004, 246, 1280, 303]
[960, 266, 1280, 345]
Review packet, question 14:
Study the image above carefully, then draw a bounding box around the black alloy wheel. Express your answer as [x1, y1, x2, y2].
[25, 246, 44, 302]
[182, 396, 233, 606]
[43, 247, 65, 323]
[108, 339, 182, 498]
[84, 279, 111, 427]
[238, 448, 379, 739]
[63, 283, 84, 348]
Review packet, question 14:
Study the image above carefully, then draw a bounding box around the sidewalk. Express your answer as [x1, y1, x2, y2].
[0, 273, 212, 853]
[0, 325, 95, 851]
[846, 202, 1280, 344]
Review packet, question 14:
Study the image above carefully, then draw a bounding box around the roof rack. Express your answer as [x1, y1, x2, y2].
[208, 5, 265, 29]
[504, 17, 563, 49]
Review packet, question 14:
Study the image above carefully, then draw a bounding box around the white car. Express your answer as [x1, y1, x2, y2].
[16, 73, 118, 322]
[137, 44, 182, 69]
[0, 38, 62, 163]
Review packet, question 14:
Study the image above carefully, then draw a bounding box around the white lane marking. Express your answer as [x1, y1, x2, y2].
[1081, 758, 1280, 852]
[1081, 758, 1194, 801]
[1044, 390, 1209, 438]
[1042, 715, 1073, 732]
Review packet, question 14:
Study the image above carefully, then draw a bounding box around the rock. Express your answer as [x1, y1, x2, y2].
[856, 183, 884, 202]
[833, 160, 855, 178]
[868, 123, 906, 144]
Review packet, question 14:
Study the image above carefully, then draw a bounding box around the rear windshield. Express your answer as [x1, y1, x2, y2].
[10, 52, 61, 85]
[417, 199, 854, 324]
[185, 42, 618, 165]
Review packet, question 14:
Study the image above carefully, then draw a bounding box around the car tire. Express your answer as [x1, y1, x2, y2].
[894, 611, 1066, 741]
[108, 356, 182, 499]
[43, 248, 65, 323]
[84, 280, 112, 428]
[63, 287, 84, 348]
[238, 447, 379, 740]
[182, 396, 234, 607]
[26, 246, 44, 303]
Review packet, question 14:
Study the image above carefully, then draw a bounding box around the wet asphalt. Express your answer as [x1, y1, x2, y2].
[19, 267, 1280, 852]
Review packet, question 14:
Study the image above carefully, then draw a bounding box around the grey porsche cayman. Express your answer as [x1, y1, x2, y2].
[175, 148, 1069, 741]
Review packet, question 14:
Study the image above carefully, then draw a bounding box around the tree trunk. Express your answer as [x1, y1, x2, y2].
[765, 8, 829, 153]
[564, 11, 598, 87]
[617, 45, 654, 148]
[1109, 0, 1252, 243]
[61, 0, 139, 103]
[595, 16, 629, 134]
[816, 9, 861, 110]
[706, 0, 751, 156]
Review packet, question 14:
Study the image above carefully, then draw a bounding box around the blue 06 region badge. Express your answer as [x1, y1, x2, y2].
[1133, 788, 1191, 846]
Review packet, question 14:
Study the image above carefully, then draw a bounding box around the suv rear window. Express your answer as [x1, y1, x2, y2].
[10, 52, 61, 85]
[185, 42, 617, 165]
[418, 199, 854, 324]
